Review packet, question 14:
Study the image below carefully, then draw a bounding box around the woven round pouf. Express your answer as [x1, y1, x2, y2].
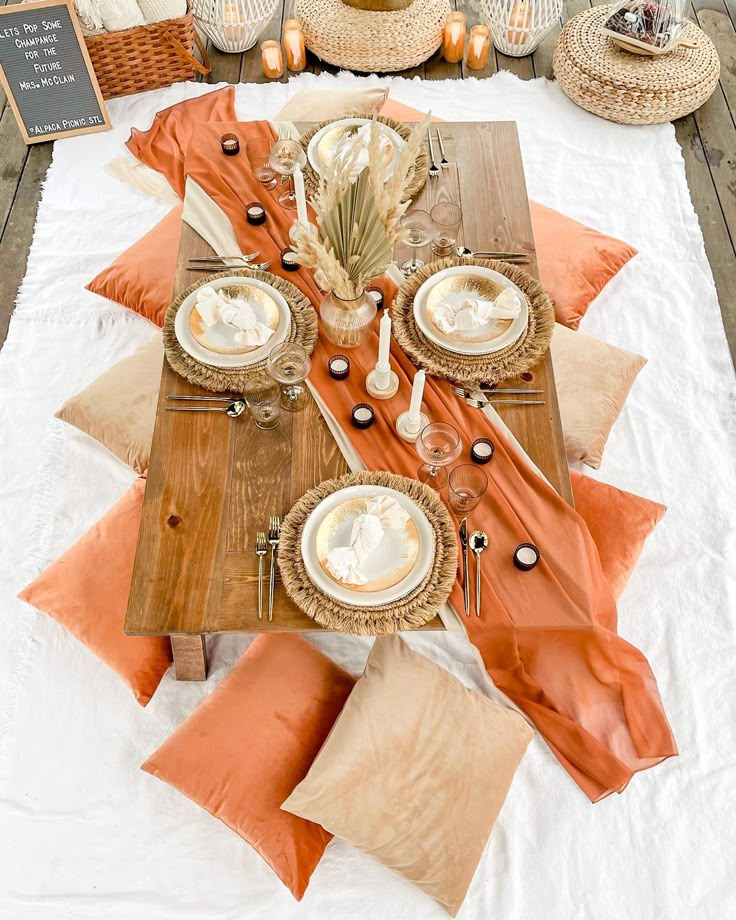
[553, 6, 720, 125]
[294, 0, 450, 72]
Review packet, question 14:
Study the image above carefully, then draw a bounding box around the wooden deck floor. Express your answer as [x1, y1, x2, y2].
[1, 0, 734, 363]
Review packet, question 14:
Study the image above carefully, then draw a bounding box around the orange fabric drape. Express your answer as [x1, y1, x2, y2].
[170, 120, 676, 801]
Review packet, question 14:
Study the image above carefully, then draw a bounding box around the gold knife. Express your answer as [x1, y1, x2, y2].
[459, 517, 470, 616]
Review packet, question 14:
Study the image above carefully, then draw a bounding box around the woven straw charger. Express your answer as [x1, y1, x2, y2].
[392, 257, 555, 387]
[299, 115, 429, 203]
[553, 6, 720, 125]
[163, 269, 317, 392]
[279, 471, 458, 634]
[295, 0, 450, 72]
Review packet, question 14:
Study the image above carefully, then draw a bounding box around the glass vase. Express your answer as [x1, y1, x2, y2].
[320, 289, 377, 349]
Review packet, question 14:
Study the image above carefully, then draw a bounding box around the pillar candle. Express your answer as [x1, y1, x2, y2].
[443, 12, 466, 63]
[283, 18, 306, 72]
[293, 165, 308, 226]
[467, 24, 491, 69]
[261, 40, 284, 79]
[507, 2, 531, 44]
[407, 369, 426, 429]
[222, 1, 245, 43]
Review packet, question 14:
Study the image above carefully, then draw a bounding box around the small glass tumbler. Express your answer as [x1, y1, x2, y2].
[243, 376, 281, 430]
[246, 137, 278, 190]
[431, 202, 462, 257]
[267, 341, 312, 411]
[415, 422, 462, 490]
[449, 465, 488, 515]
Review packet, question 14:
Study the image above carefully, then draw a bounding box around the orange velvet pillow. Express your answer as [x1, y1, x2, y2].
[379, 100, 637, 329]
[141, 634, 356, 900]
[17, 477, 172, 706]
[570, 470, 666, 599]
[86, 204, 181, 326]
[126, 86, 237, 198]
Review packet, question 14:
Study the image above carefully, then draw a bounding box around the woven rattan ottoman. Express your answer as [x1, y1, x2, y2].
[295, 0, 450, 72]
[553, 6, 720, 125]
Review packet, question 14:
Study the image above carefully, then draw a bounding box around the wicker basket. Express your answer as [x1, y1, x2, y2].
[553, 6, 720, 125]
[295, 0, 449, 73]
[85, 10, 211, 99]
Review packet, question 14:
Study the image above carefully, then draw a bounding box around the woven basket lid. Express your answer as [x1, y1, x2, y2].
[553, 6, 720, 124]
[295, 0, 449, 73]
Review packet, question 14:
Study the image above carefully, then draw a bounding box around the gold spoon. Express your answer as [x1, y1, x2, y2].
[468, 530, 489, 617]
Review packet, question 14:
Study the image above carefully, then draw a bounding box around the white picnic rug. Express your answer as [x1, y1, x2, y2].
[0, 71, 734, 920]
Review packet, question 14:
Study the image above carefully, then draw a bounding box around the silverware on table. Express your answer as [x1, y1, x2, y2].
[427, 131, 440, 179]
[165, 400, 247, 418]
[451, 385, 544, 398]
[187, 260, 272, 273]
[255, 531, 268, 620]
[188, 252, 260, 264]
[436, 129, 449, 170]
[459, 517, 470, 616]
[459, 396, 546, 408]
[456, 246, 529, 263]
[167, 394, 237, 401]
[468, 530, 488, 617]
[267, 516, 280, 622]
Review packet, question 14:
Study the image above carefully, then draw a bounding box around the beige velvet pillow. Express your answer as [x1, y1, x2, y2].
[56, 334, 162, 474]
[553, 324, 646, 469]
[283, 635, 533, 917]
[274, 86, 388, 122]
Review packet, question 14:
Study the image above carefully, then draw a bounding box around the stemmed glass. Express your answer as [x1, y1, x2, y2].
[400, 209, 433, 275]
[268, 138, 307, 209]
[267, 342, 312, 411]
[415, 422, 462, 490]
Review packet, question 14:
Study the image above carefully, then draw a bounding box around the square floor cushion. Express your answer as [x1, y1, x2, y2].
[55, 333, 163, 473]
[552, 323, 647, 468]
[141, 634, 356, 900]
[282, 635, 533, 916]
[17, 477, 172, 706]
[570, 471, 666, 599]
[274, 85, 388, 122]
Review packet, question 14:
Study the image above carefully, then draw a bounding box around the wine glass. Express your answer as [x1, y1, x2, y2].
[266, 342, 312, 411]
[268, 138, 307, 209]
[400, 209, 433, 275]
[415, 422, 462, 490]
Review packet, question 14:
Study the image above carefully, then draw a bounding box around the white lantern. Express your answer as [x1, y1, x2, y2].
[192, 0, 279, 53]
[477, 0, 562, 56]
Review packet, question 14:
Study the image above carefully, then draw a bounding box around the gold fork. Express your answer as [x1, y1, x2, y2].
[255, 532, 268, 620]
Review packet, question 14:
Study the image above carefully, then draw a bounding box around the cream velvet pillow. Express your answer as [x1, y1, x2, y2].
[55, 334, 162, 474]
[274, 86, 388, 122]
[553, 324, 647, 469]
[283, 635, 533, 917]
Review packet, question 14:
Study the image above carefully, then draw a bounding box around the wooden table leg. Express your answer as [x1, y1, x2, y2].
[171, 635, 208, 680]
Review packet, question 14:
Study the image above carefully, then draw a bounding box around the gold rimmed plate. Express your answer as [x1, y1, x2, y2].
[413, 265, 529, 356]
[189, 283, 281, 356]
[306, 118, 404, 178]
[301, 485, 435, 607]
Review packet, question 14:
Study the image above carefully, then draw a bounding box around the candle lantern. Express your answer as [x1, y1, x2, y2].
[283, 18, 306, 72]
[192, 0, 279, 54]
[476, 0, 562, 56]
[466, 24, 491, 69]
[261, 39, 284, 78]
[443, 11, 466, 62]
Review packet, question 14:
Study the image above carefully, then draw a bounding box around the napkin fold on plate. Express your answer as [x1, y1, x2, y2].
[433, 286, 522, 335]
[325, 125, 392, 181]
[195, 287, 275, 347]
[325, 496, 411, 586]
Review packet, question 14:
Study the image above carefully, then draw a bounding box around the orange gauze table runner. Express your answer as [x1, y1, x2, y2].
[176, 120, 676, 801]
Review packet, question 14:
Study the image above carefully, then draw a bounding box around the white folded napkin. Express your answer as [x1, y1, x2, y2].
[326, 125, 391, 181]
[325, 496, 411, 586]
[433, 286, 522, 335]
[195, 287, 274, 347]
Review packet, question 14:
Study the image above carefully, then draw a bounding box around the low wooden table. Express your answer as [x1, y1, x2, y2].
[125, 121, 572, 680]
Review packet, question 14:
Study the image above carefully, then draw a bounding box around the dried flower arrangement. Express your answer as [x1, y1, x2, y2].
[290, 115, 431, 300]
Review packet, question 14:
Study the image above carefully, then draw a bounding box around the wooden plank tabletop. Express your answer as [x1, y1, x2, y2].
[125, 120, 570, 664]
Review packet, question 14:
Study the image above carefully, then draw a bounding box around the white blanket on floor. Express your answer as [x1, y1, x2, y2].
[0, 72, 734, 920]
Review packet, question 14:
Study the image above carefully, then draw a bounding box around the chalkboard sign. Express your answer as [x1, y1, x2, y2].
[0, 0, 110, 144]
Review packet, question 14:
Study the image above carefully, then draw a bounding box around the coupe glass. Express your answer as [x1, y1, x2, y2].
[415, 422, 462, 490]
[245, 137, 278, 189]
[400, 209, 433, 274]
[449, 464, 488, 514]
[268, 138, 307, 209]
[431, 202, 462, 256]
[266, 342, 312, 411]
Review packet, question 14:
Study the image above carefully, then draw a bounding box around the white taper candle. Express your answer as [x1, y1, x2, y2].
[407, 369, 426, 429]
[294, 166, 308, 226]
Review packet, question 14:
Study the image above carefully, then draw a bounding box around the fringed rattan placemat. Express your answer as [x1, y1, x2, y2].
[279, 471, 458, 635]
[392, 258, 555, 387]
[163, 270, 318, 392]
[299, 115, 429, 203]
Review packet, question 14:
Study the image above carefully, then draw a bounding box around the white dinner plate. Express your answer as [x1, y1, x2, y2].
[174, 276, 290, 369]
[306, 118, 404, 179]
[300, 485, 435, 607]
[412, 265, 529, 356]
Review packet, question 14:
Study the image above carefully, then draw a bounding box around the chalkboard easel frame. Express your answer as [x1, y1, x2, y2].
[0, 0, 111, 145]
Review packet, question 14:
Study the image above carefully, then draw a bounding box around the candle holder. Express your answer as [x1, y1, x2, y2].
[352, 404, 375, 429]
[366, 368, 399, 400]
[513, 543, 540, 571]
[477, 0, 562, 56]
[261, 39, 284, 78]
[328, 355, 351, 380]
[471, 438, 495, 464]
[395, 410, 429, 443]
[245, 201, 266, 225]
[365, 284, 385, 310]
[467, 24, 491, 69]
[220, 133, 240, 156]
[280, 246, 300, 271]
[283, 17, 306, 72]
[443, 11, 466, 63]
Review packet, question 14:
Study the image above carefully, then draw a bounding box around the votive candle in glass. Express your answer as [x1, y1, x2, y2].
[467, 24, 491, 70]
[283, 18, 306, 73]
[443, 12, 466, 63]
[261, 40, 284, 79]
